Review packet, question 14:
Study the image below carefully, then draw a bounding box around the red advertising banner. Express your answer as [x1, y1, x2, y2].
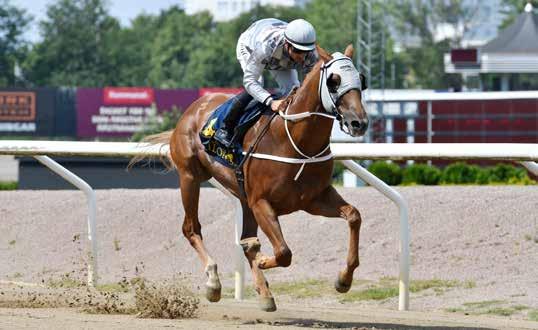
[77, 88, 199, 138]
[103, 87, 155, 105]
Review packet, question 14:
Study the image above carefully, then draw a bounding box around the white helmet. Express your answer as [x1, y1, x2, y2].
[284, 19, 316, 51]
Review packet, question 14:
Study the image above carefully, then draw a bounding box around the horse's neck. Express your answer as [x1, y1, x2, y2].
[282, 73, 333, 157]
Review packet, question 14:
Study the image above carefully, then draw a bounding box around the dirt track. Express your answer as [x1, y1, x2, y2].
[1, 186, 537, 329]
[1, 299, 537, 330]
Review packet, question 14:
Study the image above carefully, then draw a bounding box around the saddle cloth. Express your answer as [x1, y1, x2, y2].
[199, 97, 266, 168]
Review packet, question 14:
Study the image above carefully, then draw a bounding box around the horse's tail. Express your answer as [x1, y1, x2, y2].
[128, 130, 175, 171]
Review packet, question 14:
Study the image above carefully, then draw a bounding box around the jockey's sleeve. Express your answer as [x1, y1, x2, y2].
[243, 45, 274, 106]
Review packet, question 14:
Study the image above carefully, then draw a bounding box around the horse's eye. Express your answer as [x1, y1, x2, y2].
[327, 73, 341, 93]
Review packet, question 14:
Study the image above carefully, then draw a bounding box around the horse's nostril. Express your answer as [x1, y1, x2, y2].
[351, 121, 362, 129]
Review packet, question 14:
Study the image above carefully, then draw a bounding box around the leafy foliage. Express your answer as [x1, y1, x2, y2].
[368, 161, 403, 186]
[402, 163, 441, 185]
[0, 181, 17, 190]
[0, 0, 31, 87]
[440, 162, 480, 184]
[2, 0, 530, 91]
[23, 0, 121, 86]
[366, 161, 535, 186]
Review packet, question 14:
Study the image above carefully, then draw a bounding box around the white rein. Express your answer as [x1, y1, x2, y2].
[242, 52, 362, 181]
[245, 102, 335, 181]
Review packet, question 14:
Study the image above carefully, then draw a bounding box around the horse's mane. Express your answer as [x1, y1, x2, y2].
[278, 45, 332, 111]
[303, 44, 332, 86]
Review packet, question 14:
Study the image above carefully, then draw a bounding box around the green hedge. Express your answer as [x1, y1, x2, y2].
[0, 181, 17, 190]
[368, 161, 403, 186]
[402, 163, 441, 185]
[365, 161, 535, 186]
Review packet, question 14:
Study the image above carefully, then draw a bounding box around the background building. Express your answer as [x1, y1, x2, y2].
[445, 3, 538, 91]
[184, 0, 308, 21]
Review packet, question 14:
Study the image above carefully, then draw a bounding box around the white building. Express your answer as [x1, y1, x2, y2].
[184, 0, 308, 22]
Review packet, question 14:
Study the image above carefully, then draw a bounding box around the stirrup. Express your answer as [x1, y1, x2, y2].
[214, 128, 234, 148]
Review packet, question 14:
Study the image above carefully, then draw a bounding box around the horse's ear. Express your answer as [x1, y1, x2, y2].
[316, 44, 332, 62]
[360, 73, 368, 91]
[344, 44, 354, 58]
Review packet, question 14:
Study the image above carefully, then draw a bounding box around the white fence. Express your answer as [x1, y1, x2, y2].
[1, 140, 537, 311]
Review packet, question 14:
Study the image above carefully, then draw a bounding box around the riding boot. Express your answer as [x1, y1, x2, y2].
[214, 90, 253, 148]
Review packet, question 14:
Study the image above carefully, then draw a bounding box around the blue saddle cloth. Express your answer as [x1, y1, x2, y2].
[199, 98, 266, 168]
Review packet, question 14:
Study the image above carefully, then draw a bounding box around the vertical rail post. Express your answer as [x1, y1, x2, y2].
[427, 101, 433, 166]
[208, 178, 245, 300]
[34, 156, 98, 286]
[340, 160, 410, 311]
[233, 199, 244, 300]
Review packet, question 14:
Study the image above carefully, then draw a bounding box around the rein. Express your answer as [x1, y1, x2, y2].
[239, 53, 361, 182]
[246, 100, 335, 181]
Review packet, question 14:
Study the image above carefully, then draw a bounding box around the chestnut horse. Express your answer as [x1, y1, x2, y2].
[144, 44, 368, 311]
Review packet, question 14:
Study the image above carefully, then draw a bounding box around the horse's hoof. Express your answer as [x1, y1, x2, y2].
[334, 278, 351, 293]
[205, 284, 222, 302]
[258, 296, 277, 312]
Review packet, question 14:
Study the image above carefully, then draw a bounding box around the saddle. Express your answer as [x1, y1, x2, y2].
[199, 89, 298, 169]
[199, 98, 268, 168]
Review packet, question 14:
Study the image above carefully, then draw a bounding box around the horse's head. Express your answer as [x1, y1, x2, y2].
[317, 44, 369, 137]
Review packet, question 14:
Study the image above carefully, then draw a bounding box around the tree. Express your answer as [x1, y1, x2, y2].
[102, 14, 160, 86]
[147, 8, 213, 88]
[183, 4, 307, 88]
[305, 0, 356, 54]
[0, 0, 32, 87]
[23, 0, 120, 87]
[387, 0, 479, 89]
[304, 0, 404, 89]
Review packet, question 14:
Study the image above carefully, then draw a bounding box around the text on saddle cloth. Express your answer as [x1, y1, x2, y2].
[199, 97, 266, 168]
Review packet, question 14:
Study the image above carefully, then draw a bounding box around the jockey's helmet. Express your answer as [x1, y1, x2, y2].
[284, 19, 316, 52]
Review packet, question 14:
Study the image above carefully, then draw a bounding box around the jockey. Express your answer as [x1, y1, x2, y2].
[214, 18, 319, 147]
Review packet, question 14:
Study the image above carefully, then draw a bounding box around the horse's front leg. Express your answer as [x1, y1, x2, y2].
[250, 199, 292, 270]
[305, 185, 362, 293]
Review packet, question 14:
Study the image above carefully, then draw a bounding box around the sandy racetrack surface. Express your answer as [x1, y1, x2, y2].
[1, 186, 537, 329]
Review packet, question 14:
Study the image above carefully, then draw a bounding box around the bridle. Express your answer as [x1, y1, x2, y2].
[247, 53, 365, 180]
[318, 52, 364, 135]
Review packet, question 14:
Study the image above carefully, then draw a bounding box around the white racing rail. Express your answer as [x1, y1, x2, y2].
[1, 140, 537, 311]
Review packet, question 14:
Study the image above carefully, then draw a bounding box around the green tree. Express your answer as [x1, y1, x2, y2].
[23, 0, 120, 87]
[305, 0, 356, 54]
[305, 0, 404, 89]
[185, 4, 306, 88]
[102, 14, 160, 86]
[387, 0, 479, 89]
[148, 8, 213, 88]
[0, 0, 32, 87]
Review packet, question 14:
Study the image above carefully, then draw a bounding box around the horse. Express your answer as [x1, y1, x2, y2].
[142, 44, 369, 312]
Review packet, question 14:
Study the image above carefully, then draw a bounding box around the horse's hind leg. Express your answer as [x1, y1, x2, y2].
[305, 186, 362, 293]
[179, 172, 222, 302]
[239, 201, 276, 312]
